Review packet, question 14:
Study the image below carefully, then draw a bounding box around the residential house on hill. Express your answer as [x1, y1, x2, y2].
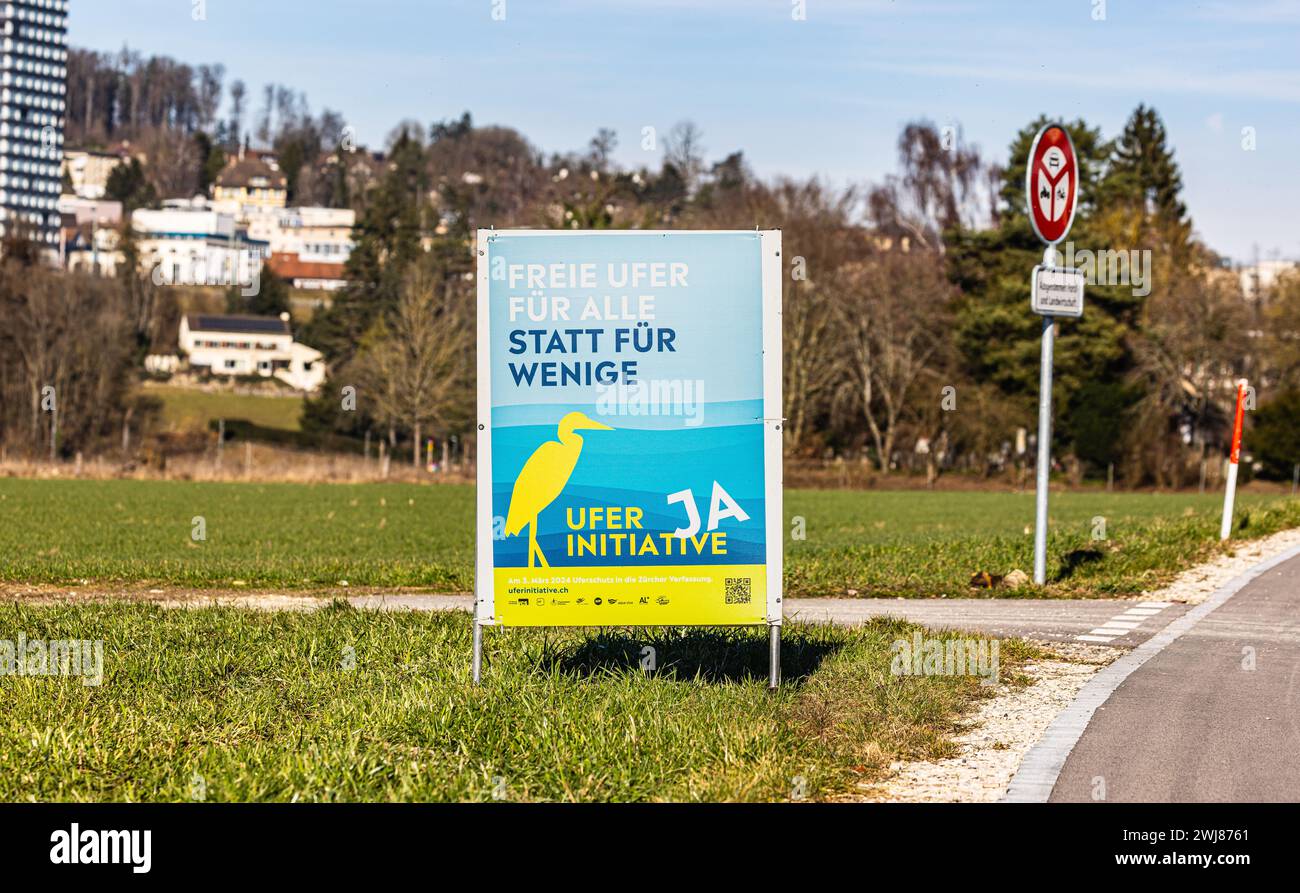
[173, 312, 325, 392]
[212, 150, 288, 212]
[62, 142, 141, 200]
[265, 253, 348, 291]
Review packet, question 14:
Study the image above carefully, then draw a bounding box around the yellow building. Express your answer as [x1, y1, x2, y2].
[212, 151, 288, 212]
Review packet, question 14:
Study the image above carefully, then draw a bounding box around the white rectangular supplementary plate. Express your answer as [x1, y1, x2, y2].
[1031, 265, 1085, 318]
[474, 229, 783, 629]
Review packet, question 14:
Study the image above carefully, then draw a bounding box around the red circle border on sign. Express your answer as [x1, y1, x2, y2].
[1025, 124, 1079, 246]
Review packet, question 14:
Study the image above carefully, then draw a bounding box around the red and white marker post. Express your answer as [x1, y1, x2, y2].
[1220, 379, 1249, 541]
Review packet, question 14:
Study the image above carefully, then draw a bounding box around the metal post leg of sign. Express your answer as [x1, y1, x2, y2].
[768, 623, 781, 691]
[471, 621, 484, 685]
[1033, 313, 1055, 586]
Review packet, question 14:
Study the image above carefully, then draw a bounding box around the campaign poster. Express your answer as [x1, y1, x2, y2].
[475, 230, 782, 627]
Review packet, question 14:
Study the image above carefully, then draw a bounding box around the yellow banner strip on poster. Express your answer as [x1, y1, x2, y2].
[494, 565, 767, 626]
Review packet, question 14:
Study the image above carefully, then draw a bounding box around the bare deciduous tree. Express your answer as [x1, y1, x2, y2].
[752, 179, 863, 453]
[345, 265, 473, 466]
[1264, 270, 1300, 391]
[1129, 271, 1249, 487]
[0, 254, 140, 458]
[867, 121, 1000, 252]
[836, 251, 957, 471]
[663, 121, 706, 194]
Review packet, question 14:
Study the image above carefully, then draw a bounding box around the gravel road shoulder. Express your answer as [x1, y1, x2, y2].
[851, 642, 1114, 802]
[1148, 525, 1300, 604]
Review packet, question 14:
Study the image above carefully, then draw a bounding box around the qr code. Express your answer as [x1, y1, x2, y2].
[724, 577, 751, 605]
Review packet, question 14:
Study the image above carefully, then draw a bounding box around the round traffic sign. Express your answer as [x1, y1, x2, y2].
[1025, 124, 1078, 246]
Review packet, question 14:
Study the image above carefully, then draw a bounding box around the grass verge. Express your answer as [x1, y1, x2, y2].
[789, 491, 1300, 597]
[0, 479, 1295, 597]
[0, 604, 1033, 802]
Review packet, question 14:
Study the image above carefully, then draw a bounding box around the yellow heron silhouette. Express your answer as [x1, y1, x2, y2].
[506, 411, 614, 567]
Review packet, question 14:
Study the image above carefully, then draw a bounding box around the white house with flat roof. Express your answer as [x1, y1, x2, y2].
[178, 312, 325, 392]
[132, 202, 268, 289]
[243, 206, 355, 262]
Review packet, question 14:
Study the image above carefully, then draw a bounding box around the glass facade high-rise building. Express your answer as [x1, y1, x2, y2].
[0, 0, 67, 248]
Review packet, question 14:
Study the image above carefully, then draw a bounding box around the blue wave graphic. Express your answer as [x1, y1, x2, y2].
[492, 398, 763, 431]
[491, 424, 767, 568]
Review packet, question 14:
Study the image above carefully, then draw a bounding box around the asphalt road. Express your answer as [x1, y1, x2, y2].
[1048, 552, 1300, 802]
[784, 597, 1187, 647]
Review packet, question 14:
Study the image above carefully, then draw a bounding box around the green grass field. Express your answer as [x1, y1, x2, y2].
[149, 387, 304, 432]
[0, 478, 1295, 597]
[2, 479, 1295, 803]
[0, 603, 1032, 801]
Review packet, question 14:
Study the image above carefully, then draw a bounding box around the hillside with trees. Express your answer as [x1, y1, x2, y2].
[7, 46, 1289, 486]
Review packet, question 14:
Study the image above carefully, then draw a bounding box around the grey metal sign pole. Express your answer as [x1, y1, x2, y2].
[1025, 123, 1082, 587]
[471, 620, 483, 684]
[768, 623, 781, 691]
[1033, 246, 1057, 585]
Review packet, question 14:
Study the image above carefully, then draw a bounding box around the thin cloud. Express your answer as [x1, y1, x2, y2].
[857, 58, 1300, 104]
[1194, 0, 1300, 24]
[549, 0, 965, 14]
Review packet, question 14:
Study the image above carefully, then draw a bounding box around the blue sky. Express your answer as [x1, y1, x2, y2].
[70, 0, 1300, 263]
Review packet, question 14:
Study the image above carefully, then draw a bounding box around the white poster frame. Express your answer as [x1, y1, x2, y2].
[471, 229, 783, 684]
